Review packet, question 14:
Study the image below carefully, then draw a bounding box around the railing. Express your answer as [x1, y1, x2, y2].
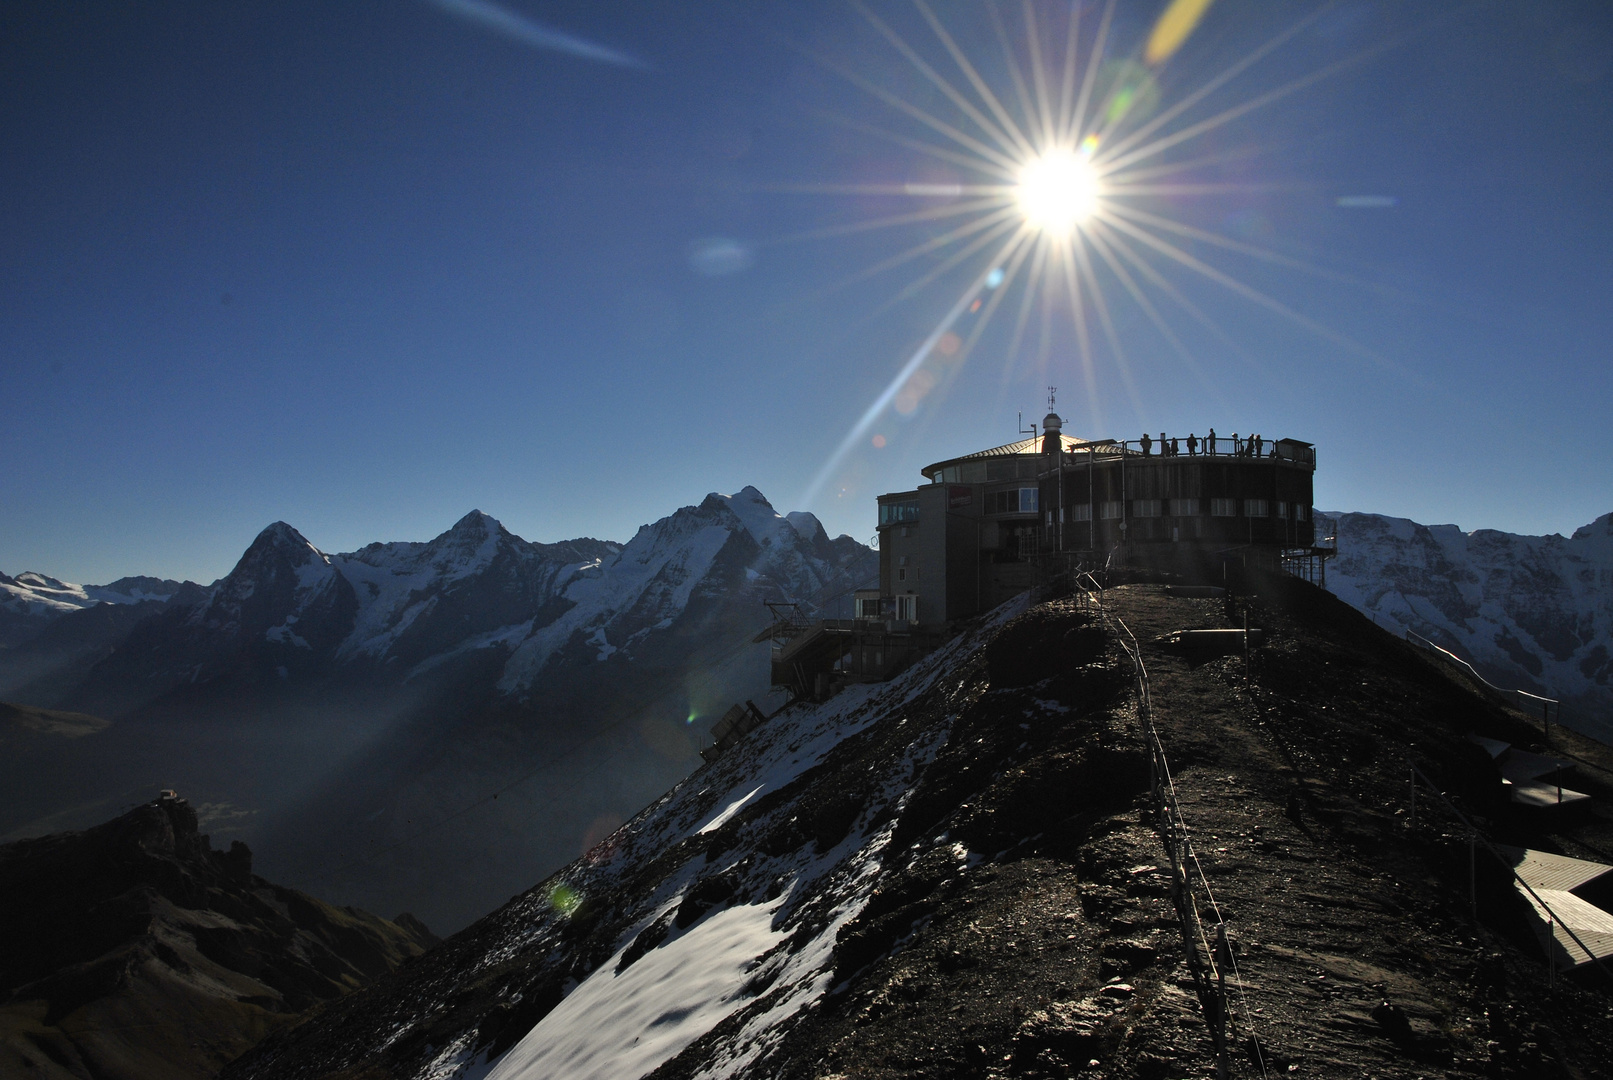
[1407, 763, 1613, 985]
[1057, 436, 1315, 469]
[1404, 629, 1559, 738]
[1074, 571, 1267, 1080]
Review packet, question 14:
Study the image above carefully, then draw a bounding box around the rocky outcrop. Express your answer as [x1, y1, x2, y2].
[0, 793, 436, 1080]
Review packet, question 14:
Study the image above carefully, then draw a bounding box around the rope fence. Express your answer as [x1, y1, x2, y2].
[1073, 571, 1268, 1080]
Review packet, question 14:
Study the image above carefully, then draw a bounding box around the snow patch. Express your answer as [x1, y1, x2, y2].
[485, 897, 786, 1080]
[696, 784, 765, 834]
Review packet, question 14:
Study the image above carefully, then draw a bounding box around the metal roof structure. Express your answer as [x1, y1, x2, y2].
[1497, 845, 1613, 894]
[932, 433, 1101, 462]
[1521, 890, 1613, 970]
[1496, 844, 1613, 971]
[920, 434, 1119, 480]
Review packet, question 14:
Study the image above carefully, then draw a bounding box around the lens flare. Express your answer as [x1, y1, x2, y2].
[1016, 149, 1100, 234]
[789, 2, 1396, 507]
[547, 883, 583, 917]
[1145, 0, 1217, 67]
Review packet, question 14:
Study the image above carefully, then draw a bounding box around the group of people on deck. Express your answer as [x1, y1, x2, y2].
[1137, 429, 1274, 457]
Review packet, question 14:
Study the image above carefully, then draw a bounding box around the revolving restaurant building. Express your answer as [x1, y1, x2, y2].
[873, 413, 1316, 624]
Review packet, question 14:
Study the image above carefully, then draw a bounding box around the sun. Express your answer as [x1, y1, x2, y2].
[1016, 148, 1101, 235]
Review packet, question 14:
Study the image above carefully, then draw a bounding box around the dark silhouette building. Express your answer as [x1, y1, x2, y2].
[875, 412, 1317, 623]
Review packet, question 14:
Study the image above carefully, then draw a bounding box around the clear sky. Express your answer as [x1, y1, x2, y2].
[3, 1, 1610, 585]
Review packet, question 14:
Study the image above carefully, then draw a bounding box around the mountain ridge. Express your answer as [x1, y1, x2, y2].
[0, 487, 877, 932]
[1318, 509, 1613, 738]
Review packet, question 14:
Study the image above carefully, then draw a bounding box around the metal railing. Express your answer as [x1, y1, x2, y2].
[1057, 436, 1315, 468]
[1074, 571, 1267, 1079]
[1404, 629, 1559, 739]
[1407, 763, 1613, 986]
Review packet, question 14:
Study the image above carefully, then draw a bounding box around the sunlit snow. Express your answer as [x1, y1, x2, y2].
[485, 897, 787, 1080]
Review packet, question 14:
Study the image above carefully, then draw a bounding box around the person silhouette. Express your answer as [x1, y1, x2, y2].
[1169, 436, 1179, 456]
[1187, 433, 1198, 456]
[1207, 428, 1217, 454]
[1140, 432, 1152, 456]
[1253, 434, 1263, 457]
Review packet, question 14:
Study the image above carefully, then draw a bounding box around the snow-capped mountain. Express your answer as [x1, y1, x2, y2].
[1318, 510, 1613, 734]
[52, 489, 868, 714]
[495, 488, 865, 698]
[0, 488, 876, 931]
[0, 570, 200, 648]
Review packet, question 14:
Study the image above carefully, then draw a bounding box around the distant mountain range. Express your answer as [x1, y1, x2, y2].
[1318, 510, 1613, 740]
[0, 488, 876, 932]
[7, 499, 1607, 932]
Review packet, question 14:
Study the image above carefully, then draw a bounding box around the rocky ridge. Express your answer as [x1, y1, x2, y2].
[225, 577, 1613, 1080]
[0, 793, 436, 1080]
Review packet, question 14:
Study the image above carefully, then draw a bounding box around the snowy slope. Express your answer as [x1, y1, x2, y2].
[227, 596, 1031, 1080]
[329, 511, 616, 673]
[1319, 510, 1613, 731]
[494, 487, 873, 698]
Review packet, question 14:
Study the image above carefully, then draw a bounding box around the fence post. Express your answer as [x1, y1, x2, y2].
[1214, 923, 1231, 1080]
[1243, 608, 1250, 683]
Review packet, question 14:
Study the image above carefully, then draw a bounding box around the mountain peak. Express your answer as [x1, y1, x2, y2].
[252, 521, 316, 552]
[449, 509, 503, 535]
[709, 487, 794, 548]
[1571, 512, 1613, 541]
[785, 511, 828, 544]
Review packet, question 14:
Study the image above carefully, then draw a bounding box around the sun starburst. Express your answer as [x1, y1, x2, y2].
[780, 1, 1397, 506]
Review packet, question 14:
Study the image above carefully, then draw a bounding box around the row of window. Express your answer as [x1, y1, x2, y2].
[932, 458, 1039, 484]
[878, 500, 920, 525]
[857, 595, 920, 621]
[887, 492, 1310, 524]
[1048, 499, 1310, 522]
[986, 487, 1040, 515]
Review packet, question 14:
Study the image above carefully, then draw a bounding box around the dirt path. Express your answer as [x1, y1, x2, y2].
[1105, 582, 1613, 1079]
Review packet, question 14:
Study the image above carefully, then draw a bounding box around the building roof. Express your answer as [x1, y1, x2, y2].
[922, 434, 1119, 478]
[1498, 844, 1613, 894]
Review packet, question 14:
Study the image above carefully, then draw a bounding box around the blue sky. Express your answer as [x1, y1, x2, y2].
[3, 1, 1610, 584]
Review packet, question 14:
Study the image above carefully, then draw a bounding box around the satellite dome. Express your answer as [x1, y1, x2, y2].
[1043, 412, 1063, 431]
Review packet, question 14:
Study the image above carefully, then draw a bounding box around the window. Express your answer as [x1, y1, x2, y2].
[1170, 498, 1198, 517]
[1210, 498, 1237, 517]
[1099, 500, 1125, 520]
[986, 487, 1040, 515]
[1068, 504, 1092, 522]
[1133, 499, 1162, 518]
[895, 595, 918, 622]
[1244, 499, 1268, 518]
[879, 500, 919, 526]
[1296, 505, 1309, 521]
[855, 597, 881, 619]
[1276, 501, 1289, 519]
[896, 568, 906, 582]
